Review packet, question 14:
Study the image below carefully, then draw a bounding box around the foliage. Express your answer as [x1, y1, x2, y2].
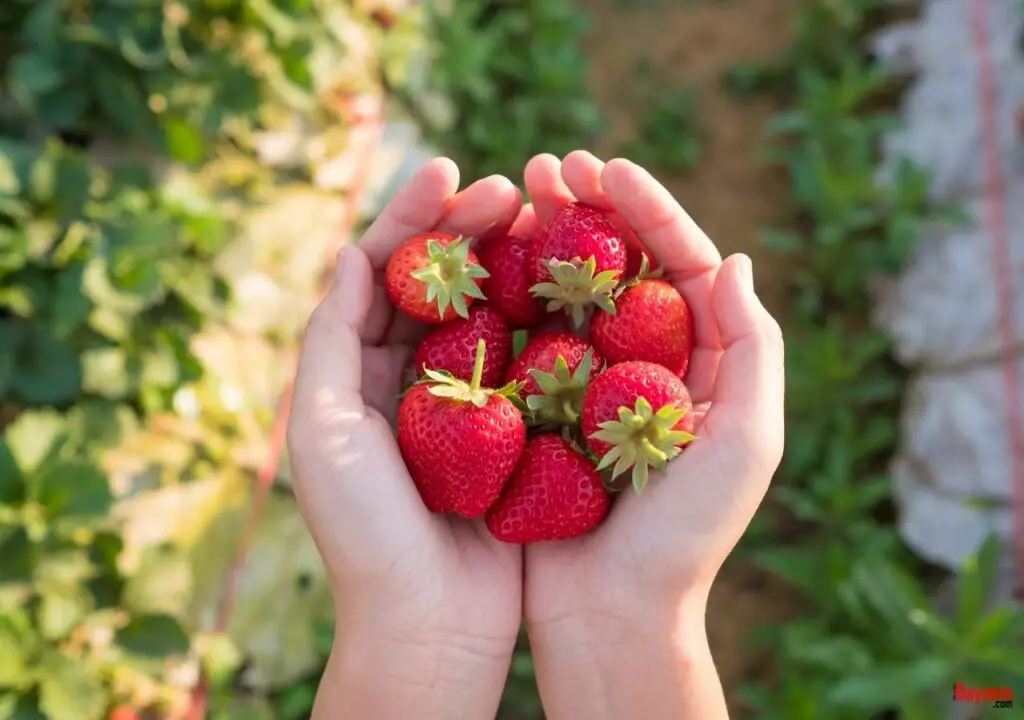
[0, 1, 421, 717]
[732, 1, 1024, 718]
[398, 0, 604, 186]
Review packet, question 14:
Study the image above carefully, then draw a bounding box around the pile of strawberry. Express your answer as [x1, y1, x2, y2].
[386, 202, 707, 544]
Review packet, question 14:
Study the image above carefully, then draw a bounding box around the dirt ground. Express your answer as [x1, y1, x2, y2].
[578, 0, 803, 711]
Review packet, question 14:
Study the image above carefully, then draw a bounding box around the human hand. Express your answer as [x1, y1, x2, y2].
[286, 158, 526, 718]
[518, 151, 785, 718]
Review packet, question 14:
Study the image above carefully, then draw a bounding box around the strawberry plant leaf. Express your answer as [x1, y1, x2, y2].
[34, 462, 113, 522]
[114, 613, 190, 659]
[11, 324, 81, 405]
[38, 652, 106, 720]
[823, 657, 952, 712]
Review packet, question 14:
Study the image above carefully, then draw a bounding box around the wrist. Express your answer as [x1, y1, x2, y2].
[313, 603, 515, 720]
[528, 590, 728, 720]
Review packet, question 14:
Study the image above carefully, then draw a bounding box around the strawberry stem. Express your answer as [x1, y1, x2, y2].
[469, 338, 487, 391]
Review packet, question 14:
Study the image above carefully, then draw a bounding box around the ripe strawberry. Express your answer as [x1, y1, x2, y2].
[591, 278, 694, 377]
[108, 708, 139, 720]
[398, 339, 526, 518]
[476, 233, 544, 328]
[505, 332, 603, 424]
[414, 305, 511, 386]
[581, 361, 695, 492]
[385, 233, 489, 324]
[486, 433, 611, 543]
[529, 203, 627, 328]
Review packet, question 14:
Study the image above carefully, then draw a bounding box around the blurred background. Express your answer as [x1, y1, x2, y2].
[1, 0, 1022, 718]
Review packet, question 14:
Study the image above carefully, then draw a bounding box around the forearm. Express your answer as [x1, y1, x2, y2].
[529, 596, 728, 720]
[314, 622, 512, 719]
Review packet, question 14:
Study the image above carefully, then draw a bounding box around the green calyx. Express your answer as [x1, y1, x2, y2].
[423, 339, 522, 408]
[409, 235, 489, 319]
[590, 397, 696, 492]
[617, 252, 664, 297]
[525, 349, 596, 425]
[530, 256, 620, 328]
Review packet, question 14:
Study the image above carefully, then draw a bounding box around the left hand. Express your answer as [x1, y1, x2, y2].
[287, 158, 526, 717]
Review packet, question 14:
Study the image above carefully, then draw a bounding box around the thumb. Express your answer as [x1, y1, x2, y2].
[293, 244, 376, 418]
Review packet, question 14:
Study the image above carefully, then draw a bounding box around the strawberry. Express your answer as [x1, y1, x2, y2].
[108, 708, 139, 720]
[505, 332, 603, 424]
[476, 233, 545, 328]
[398, 339, 526, 517]
[486, 433, 611, 543]
[581, 361, 695, 492]
[591, 278, 694, 377]
[414, 305, 511, 387]
[385, 232, 489, 324]
[529, 203, 627, 328]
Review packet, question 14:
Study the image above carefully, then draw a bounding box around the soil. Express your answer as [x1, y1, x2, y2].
[578, 0, 804, 713]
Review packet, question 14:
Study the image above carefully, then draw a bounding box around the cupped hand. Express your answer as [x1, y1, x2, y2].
[286, 159, 525, 667]
[518, 151, 785, 637]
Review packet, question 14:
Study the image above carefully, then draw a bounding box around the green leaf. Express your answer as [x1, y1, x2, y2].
[122, 544, 194, 616]
[35, 463, 113, 522]
[12, 324, 82, 405]
[0, 441, 25, 507]
[115, 613, 190, 658]
[38, 652, 106, 720]
[0, 320, 25, 397]
[0, 604, 37, 686]
[49, 262, 92, 339]
[0, 525, 35, 585]
[38, 587, 92, 640]
[825, 658, 952, 711]
[81, 346, 132, 399]
[53, 151, 92, 225]
[163, 117, 207, 164]
[4, 409, 67, 474]
[8, 53, 63, 106]
[956, 534, 1002, 632]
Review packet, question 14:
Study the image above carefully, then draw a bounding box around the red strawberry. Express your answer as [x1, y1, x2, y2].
[486, 433, 611, 543]
[581, 361, 695, 492]
[108, 708, 139, 720]
[591, 278, 694, 377]
[398, 339, 526, 517]
[385, 232, 489, 324]
[414, 305, 511, 386]
[476, 233, 544, 328]
[505, 332, 603, 424]
[529, 203, 627, 328]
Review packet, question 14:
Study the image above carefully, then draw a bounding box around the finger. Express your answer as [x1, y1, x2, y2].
[601, 158, 722, 281]
[703, 254, 785, 473]
[360, 157, 460, 269]
[435, 174, 523, 241]
[294, 246, 376, 411]
[560, 150, 608, 207]
[676, 267, 723, 402]
[524, 153, 575, 224]
[509, 203, 540, 237]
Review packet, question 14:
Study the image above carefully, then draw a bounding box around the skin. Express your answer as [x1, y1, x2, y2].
[287, 152, 785, 719]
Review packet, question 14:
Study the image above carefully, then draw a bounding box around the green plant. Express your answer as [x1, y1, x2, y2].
[734, 1, 1024, 718]
[618, 60, 703, 174]
[1, 1, 423, 717]
[397, 0, 604, 185]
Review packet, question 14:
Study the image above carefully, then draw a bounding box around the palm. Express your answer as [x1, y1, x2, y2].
[360, 340, 522, 641]
[517, 152, 783, 630]
[289, 159, 526, 649]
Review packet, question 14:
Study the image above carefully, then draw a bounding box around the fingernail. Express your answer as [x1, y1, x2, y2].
[737, 254, 754, 291]
[335, 246, 349, 281]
